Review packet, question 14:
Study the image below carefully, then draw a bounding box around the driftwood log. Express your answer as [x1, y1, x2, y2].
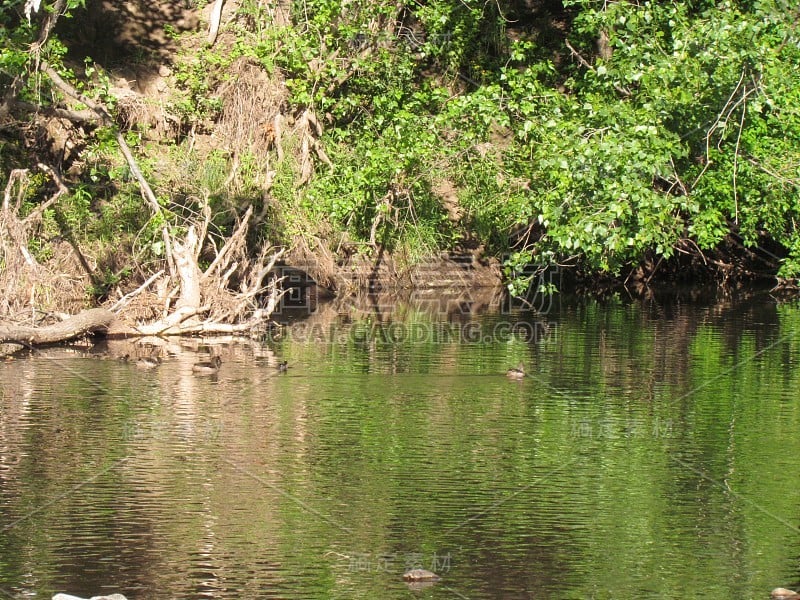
[53, 594, 128, 600]
[0, 308, 115, 345]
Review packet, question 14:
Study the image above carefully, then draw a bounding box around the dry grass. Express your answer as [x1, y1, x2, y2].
[0, 169, 90, 319]
[287, 234, 341, 292]
[216, 57, 287, 159]
[115, 89, 181, 141]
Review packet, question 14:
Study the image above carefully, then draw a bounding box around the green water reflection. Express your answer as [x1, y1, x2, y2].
[1, 291, 800, 599]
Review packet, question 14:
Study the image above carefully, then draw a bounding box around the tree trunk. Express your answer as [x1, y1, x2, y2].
[0, 308, 116, 345]
[597, 29, 612, 61]
[173, 225, 202, 311]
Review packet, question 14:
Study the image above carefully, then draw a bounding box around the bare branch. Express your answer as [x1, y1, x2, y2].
[133, 305, 211, 335]
[109, 270, 165, 313]
[10, 100, 102, 123]
[564, 38, 594, 71]
[21, 163, 68, 225]
[565, 39, 631, 97]
[33, 0, 67, 50]
[40, 61, 176, 278]
[201, 205, 254, 282]
[2, 170, 29, 213]
[208, 0, 225, 45]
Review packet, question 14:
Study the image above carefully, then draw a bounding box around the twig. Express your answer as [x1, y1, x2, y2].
[706, 69, 747, 151]
[22, 163, 68, 225]
[746, 156, 799, 186]
[564, 39, 630, 97]
[732, 93, 746, 224]
[108, 270, 165, 313]
[669, 157, 689, 196]
[675, 238, 708, 265]
[274, 113, 284, 162]
[201, 205, 254, 282]
[691, 156, 713, 190]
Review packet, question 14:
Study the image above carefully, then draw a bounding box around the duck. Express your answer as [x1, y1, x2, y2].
[53, 593, 128, 600]
[192, 355, 222, 374]
[136, 356, 161, 369]
[506, 362, 526, 380]
[277, 360, 288, 373]
[402, 569, 440, 582]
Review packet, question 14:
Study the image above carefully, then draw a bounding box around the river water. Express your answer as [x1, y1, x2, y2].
[1, 288, 799, 599]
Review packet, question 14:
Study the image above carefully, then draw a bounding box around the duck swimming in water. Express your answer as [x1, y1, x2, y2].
[136, 356, 161, 369]
[403, 569, 440, 582]
[506, 362, 526, 380]
[277, 360, 288, 373]
[192, 355, 222, 374]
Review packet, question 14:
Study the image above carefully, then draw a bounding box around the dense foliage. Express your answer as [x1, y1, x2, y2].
[3, 0, 800, 297]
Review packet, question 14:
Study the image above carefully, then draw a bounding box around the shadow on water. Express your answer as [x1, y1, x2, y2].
[1, 287, 800, 598]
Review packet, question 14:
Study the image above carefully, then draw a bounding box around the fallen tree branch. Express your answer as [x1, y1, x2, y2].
[137, 320, 262, 336]
[2, 169, 28, 213]
[10, 99, 102, 123]
[173, 225, 202, 312]
[132, 310, 278, 336]
[0, 308, 115, 345]
[201, 206, 253, 283]
[229, 248, 285, 317]
[133, 304, 210, 335]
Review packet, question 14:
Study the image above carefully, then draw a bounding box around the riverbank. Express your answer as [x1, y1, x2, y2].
[3, 0, 799, 326]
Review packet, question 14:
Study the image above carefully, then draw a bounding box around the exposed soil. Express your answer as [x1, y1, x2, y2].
[56, 0, 199, 75]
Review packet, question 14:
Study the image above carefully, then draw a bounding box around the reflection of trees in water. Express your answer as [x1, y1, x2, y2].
[0, 355, 37, 505]
[0, 344, 311, 594]
[543, 290, 790, 407]
[1, 296, 799, 596]
[286, 285, 505, 332]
